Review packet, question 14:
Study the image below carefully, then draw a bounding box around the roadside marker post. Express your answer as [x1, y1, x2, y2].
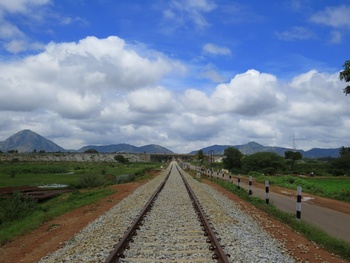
[237, 174, 241, 189]
[265, 180, 269, 204]
[249, 176, 253, 195]
[296, 186, 302, 220]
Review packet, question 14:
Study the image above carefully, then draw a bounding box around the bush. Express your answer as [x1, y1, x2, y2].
[77, 174, 106, 188]
[115, 174, 136, 184]
[114, 155, 129, 164]
[0, 192, 39, 226]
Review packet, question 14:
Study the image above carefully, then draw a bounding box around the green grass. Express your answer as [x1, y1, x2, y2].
[203, 176, 350, 262]
[0, 161, 161, 244]
[253, 175, 350, 202]
[0, 161, 160, 187]
[0, 188, 115, 244]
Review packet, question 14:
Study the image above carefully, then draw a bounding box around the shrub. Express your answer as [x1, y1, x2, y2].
[114, 155, 129, 163]
[0, 192, 39, 226]
[77, 174, 106, 188]
[115, 174, 135, 184]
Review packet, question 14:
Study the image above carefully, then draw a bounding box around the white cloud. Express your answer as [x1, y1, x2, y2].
[238, 119, 281, 139]
[0, 21, 24, 39]
[0, 0, 51, 14]
[310, 5, 350, 28]
[163, 0, 216, 29]
[276, 26, 315, 41]
[210, 69, 286, 115]
[0, 0, 86, 54]
[182, 69, 287, 116]
[127, 86, 176, 113]
[329, 31, 342, 44]
[203, 43, 231, 55]
[0, 35, 349, 153]
[0, 36, 184, 117]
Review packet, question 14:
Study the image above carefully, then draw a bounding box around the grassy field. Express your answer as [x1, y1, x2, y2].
[0, 160, 162, 244]
[252, 174, 350, 202]
[0, 161, 160, 187]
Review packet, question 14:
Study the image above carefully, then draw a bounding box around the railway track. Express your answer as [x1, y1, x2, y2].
[105, 162, 229, 262]
[39, 162, 294, 263]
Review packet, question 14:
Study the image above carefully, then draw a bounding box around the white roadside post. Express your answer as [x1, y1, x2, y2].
[265, 180, 269, 204]
[296, 186, 302, 220]
[249, 176, 253, 195]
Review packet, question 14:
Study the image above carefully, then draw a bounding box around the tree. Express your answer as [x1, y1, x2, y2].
[331, 154, 350, 173]
[339, 146, 350, 157]
[196, 150, 205, 164]
[222, 147, 243, 170]
[284, 150, 302, 169]
[339, 60, 350, 95]
[242, 152, 285, 175]
[114, 154, 129, 164]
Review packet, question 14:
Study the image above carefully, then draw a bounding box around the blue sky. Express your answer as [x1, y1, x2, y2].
[0, 0, 349, 153]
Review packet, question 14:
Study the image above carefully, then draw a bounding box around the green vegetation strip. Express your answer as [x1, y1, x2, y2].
[213, 179, 350, 261]
[0, 161, 160, 244]
[0, 161, 159, 188]
[252, 174, 350, 203]
[0, 188, 115, 245]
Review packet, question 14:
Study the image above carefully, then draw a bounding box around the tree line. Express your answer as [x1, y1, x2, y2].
[196, 146, 350, 176]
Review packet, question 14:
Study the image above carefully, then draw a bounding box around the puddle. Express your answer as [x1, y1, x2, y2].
[38, 184, 69, 189]
[302, 196, 315, 201]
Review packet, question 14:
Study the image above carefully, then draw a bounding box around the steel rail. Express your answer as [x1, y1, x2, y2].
[104, 166, 172, 263]
[176, 165, 230, 263]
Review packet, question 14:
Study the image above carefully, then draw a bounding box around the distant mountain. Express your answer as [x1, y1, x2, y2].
[0, 130, 340, 157]
[0, 130, 174, 154]
[0, 129, 65, 153]
[191, 141, 340, 158]
[79, 143, 173, 154]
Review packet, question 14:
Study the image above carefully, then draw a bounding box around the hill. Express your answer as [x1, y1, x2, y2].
[0, 130, 340, 157]
[79, 144, 173, 154]
[0, 129, 65, 153]
[191, 141, 340, 158]
[0, 130, 173, 154]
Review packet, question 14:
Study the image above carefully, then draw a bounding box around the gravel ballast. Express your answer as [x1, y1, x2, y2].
[39, 162, 295, 263]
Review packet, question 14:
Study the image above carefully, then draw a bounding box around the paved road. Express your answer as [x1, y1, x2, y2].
[190, 167, 350, 243]
[238, 180, 350, 243]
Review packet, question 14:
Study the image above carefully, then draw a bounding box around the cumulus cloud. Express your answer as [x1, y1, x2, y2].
[0, 36, 184, 118]
[182, 69, 286, 116]
[0, 35, 348, 152]
[238, 119, 281, 139]
[210, 69, 286, 115]
[0, 0, 51, 14]
[310, 5, 350, 28]
[127, 87, 176, 113]
[0, 0, 86, 54]
[203, 43, 231, 55]
[276, 26, 315, 41]
[163, 0, 216, 29]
